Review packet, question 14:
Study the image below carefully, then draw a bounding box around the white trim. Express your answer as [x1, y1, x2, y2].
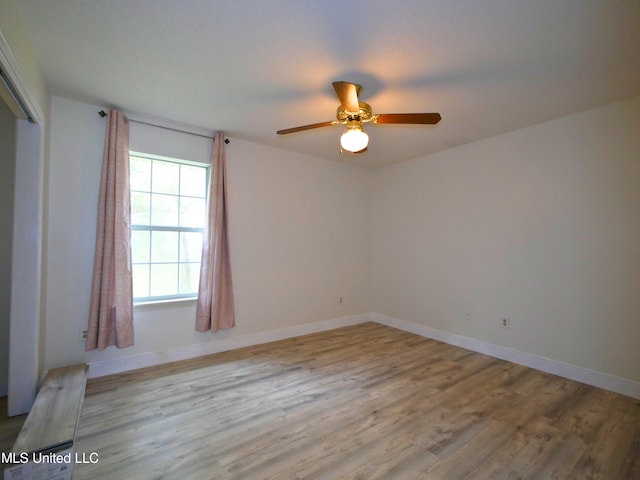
[1, 19, 46, 417]
[88, 314, 370, 378]
[87, 311, 640, 399]
[0, 30, 44, 124]
[0, 382, 7, 397]
[8, 120, 43, 416]
[371, 313, 640, 400]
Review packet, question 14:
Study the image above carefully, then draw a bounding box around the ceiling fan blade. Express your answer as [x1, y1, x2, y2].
[277, 121, 334, 135]
[332, 81, 360, 113]
[376, 113, 441, 125]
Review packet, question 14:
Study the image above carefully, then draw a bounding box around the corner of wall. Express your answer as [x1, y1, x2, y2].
[372, 313, 640, 400]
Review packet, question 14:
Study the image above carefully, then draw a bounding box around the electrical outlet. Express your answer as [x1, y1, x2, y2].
[338, 297, 343, 304]
[500, 317, 510, 329]
[465, 312, 472, 322]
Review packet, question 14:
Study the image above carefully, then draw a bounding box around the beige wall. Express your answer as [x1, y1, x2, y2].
[44, 96, 371, 368]
[0, 0, 47, 119]
[0, 99, 16, 395]
[371, 96, 640, 382]
[43, 94, 640, 387]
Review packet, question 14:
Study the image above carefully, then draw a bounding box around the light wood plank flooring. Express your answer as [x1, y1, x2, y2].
[4, 322, 640, 478]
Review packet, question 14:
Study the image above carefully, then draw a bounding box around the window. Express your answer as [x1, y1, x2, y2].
[129, 152, 208, 302]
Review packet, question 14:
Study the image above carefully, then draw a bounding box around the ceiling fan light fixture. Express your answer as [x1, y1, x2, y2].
[276, 81, 441, 155]
[340, 126, 369, 152]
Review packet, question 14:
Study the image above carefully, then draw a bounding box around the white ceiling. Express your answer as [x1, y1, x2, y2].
[15, 0, 640, 168]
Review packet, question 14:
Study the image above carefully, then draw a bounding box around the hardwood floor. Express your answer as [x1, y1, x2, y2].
[4, 322, 640, 478]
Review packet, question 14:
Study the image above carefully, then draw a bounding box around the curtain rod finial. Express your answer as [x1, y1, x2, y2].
[98, 110, 107, 118]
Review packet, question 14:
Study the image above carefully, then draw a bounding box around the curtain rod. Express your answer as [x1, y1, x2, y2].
[98, 110, 229, 143]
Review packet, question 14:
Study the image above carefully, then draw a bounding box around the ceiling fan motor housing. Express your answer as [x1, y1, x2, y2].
[337, 102, 373, 124]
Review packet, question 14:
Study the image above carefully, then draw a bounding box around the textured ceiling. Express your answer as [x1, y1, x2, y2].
[15, 0, 640, 168]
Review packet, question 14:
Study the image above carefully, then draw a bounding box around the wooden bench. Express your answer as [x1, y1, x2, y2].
[5, 364, 88, 479]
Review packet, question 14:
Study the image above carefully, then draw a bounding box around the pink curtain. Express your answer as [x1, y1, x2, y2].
[196, 132, 235, 332]
[86, 109, 134, 351]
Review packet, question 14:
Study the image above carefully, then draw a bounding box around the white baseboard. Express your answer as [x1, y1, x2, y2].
[88, 313, 370, 379]
[371, 313, 640, 400]
[0, 382, 7, 397]
[87, 311, 640, 400]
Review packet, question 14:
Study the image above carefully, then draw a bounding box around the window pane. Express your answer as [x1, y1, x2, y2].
[132, 264, 150, 298]
[152, 161, 179, 195]
[151, 193, 179, 226]
[150, 264, 178, 296]
[131, 192, 151, 225]
[181, 164, 207, 198]
[180, 232, 203, 262]
[151, 231, 179, 263]
[129, 153, 208, 302]
[130, 156, 151, 192]
[131, 230, 150, 263]
[180, 197, 206, 228]
[179, 263, 200, 294]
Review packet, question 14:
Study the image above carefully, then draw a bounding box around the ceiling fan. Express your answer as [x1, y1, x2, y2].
[277, 81, 441, 154]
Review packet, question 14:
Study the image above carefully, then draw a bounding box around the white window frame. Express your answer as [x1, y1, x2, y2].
[129, 150, 209, 304]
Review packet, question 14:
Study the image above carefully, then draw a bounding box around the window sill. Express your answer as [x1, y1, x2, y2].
[134, 297, 197, 311]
